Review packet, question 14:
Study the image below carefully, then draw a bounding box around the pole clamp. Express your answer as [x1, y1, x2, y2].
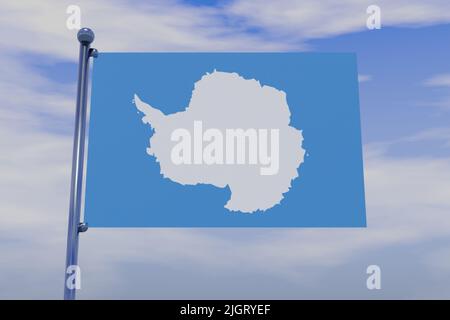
[78, 222, 89, 233]
[89, 48, 99, 58]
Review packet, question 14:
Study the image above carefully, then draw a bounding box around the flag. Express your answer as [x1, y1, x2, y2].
[84, 53, 366, 227]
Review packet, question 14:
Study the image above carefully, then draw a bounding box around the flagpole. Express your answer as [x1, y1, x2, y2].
[64, 27, 97, 300]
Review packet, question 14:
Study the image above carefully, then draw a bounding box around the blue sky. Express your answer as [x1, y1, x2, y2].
[313, 25, 450, 143]
[1, 0, 450, 299]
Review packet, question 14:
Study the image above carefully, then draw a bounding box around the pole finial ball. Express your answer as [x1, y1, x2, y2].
[77, 28, 95, 44]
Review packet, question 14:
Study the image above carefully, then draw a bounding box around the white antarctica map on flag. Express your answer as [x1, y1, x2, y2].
[133, 70, 305, 213]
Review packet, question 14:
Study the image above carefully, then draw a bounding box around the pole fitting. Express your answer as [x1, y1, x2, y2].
[78, 222, 89, 233]
[89, 48, 99, 58]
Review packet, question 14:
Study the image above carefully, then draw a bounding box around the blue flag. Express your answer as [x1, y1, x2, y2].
[84, 53, 366, 227]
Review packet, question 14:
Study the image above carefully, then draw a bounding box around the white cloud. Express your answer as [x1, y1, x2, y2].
[0, 0, 293, 63]
[422, 74, 450, 111]
[0, 55, 75, 133]
[227, 0, 450, 41]
[425, 247, 450, 273]
[2, 0, 450, 62]
[369, 127, 450, 152]
[404, 128, 450, 147]
[424, 74, 450, 87]
[358, 74, 372, 83]
[0, 122, 71, 298]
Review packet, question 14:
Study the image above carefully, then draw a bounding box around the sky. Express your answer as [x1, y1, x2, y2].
[0, 0, 450, 299]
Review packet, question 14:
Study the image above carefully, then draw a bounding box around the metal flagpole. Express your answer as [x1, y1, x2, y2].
[64, 27, 97, 300]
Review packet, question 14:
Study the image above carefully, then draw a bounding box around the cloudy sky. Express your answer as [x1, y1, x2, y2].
[1, 0, 450, 299]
